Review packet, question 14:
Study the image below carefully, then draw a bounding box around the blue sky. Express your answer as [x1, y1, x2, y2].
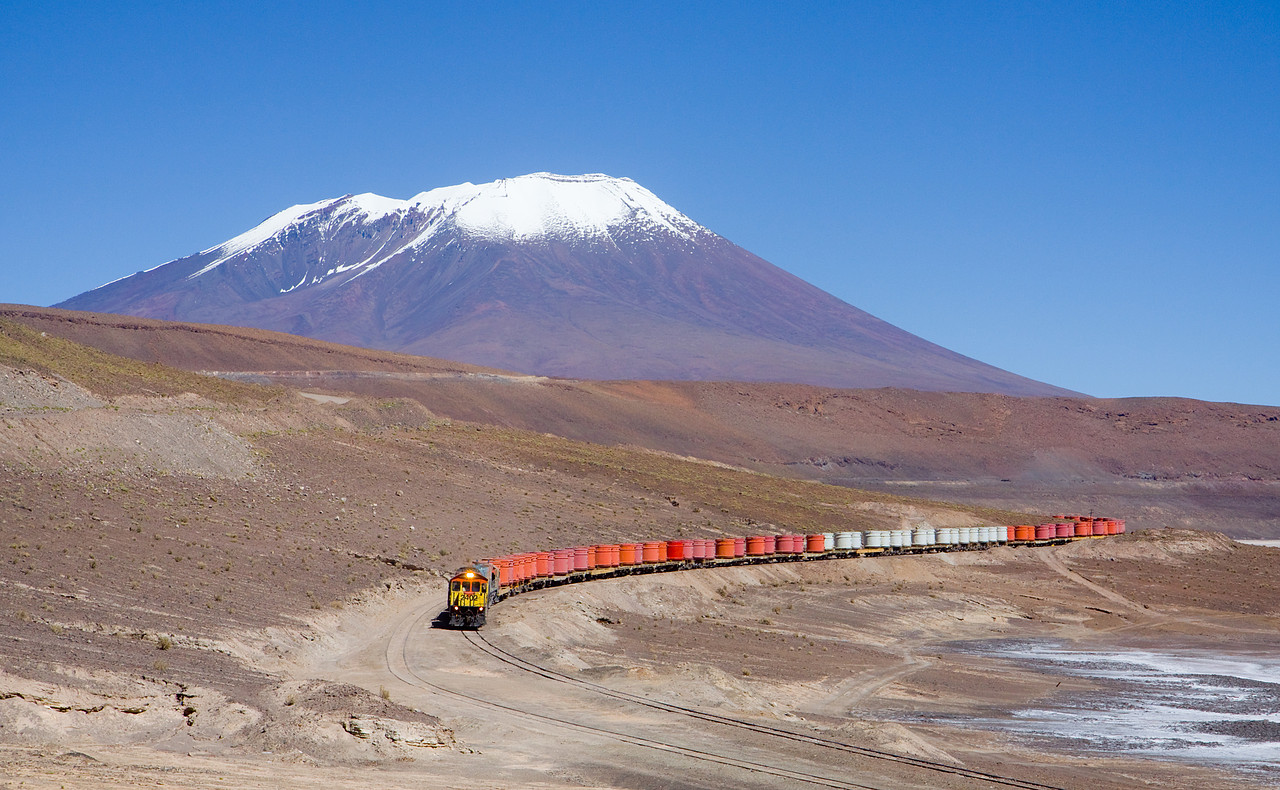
[2, 2, 1276, 405]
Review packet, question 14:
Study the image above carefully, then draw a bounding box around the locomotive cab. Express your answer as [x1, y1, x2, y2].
[447, 564, 497, 628]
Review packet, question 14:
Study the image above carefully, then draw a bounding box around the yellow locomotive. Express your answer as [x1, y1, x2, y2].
[446, 564, 498, 628]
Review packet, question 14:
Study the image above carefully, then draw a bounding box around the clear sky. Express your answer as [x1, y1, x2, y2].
[2, 2, 1276, 405]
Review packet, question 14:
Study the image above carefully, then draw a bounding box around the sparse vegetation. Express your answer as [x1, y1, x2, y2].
[0, 318, 278, 402]
[0, 306, 1272, 788]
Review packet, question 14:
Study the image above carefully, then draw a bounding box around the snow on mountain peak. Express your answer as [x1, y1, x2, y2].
[198, 197, 339, 261]
[413, 172, 701, 242]
[187, 174, 706, 283]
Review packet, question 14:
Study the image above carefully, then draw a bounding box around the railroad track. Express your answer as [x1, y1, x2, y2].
[385, 605, 889, 789]
[462, 629, 1070, 790]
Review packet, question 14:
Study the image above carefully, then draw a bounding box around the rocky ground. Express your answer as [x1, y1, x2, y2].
[2, 315, 1278, 788]
[7, 305, 1277, 539]
[4, 530, 1276, 789]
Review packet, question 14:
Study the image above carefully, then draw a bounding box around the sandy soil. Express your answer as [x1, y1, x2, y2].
[5, 532, 1278, 789]
[2, 321, 1278, 788]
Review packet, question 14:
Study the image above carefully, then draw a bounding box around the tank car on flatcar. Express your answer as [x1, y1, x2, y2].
[446, 564, 498, 628]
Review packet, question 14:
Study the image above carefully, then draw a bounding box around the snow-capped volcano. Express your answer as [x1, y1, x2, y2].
[195, 173, 706, 289]
[58, 173, 1073, 396]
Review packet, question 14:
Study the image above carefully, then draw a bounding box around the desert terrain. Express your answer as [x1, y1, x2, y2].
[2, 312, 1278, 788]
[6, 306, 1277, 539]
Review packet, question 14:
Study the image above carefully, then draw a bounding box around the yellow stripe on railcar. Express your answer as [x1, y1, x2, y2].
[446, 565, 497, 628]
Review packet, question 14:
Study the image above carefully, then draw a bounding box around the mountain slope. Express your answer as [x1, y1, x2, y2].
[58, 173, 1073, 396]
[8, 305, 1280, 537]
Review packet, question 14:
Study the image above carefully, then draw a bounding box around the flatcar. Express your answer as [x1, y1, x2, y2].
[446, 563, 498, 628]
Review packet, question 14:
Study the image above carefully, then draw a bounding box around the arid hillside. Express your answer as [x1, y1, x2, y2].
[7, 305, 1277, 537]
[2, 315, 1278, 788]
[0, 320, 1025, 765]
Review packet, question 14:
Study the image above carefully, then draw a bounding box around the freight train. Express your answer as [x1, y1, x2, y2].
[444, 516, 1124, 629]
[446, 563, 499, 628]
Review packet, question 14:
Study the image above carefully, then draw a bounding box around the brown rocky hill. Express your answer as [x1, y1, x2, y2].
[8, 305, 1278, 537]
[3, 307, 1279, 789]
[0, 312, 1031, 772]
